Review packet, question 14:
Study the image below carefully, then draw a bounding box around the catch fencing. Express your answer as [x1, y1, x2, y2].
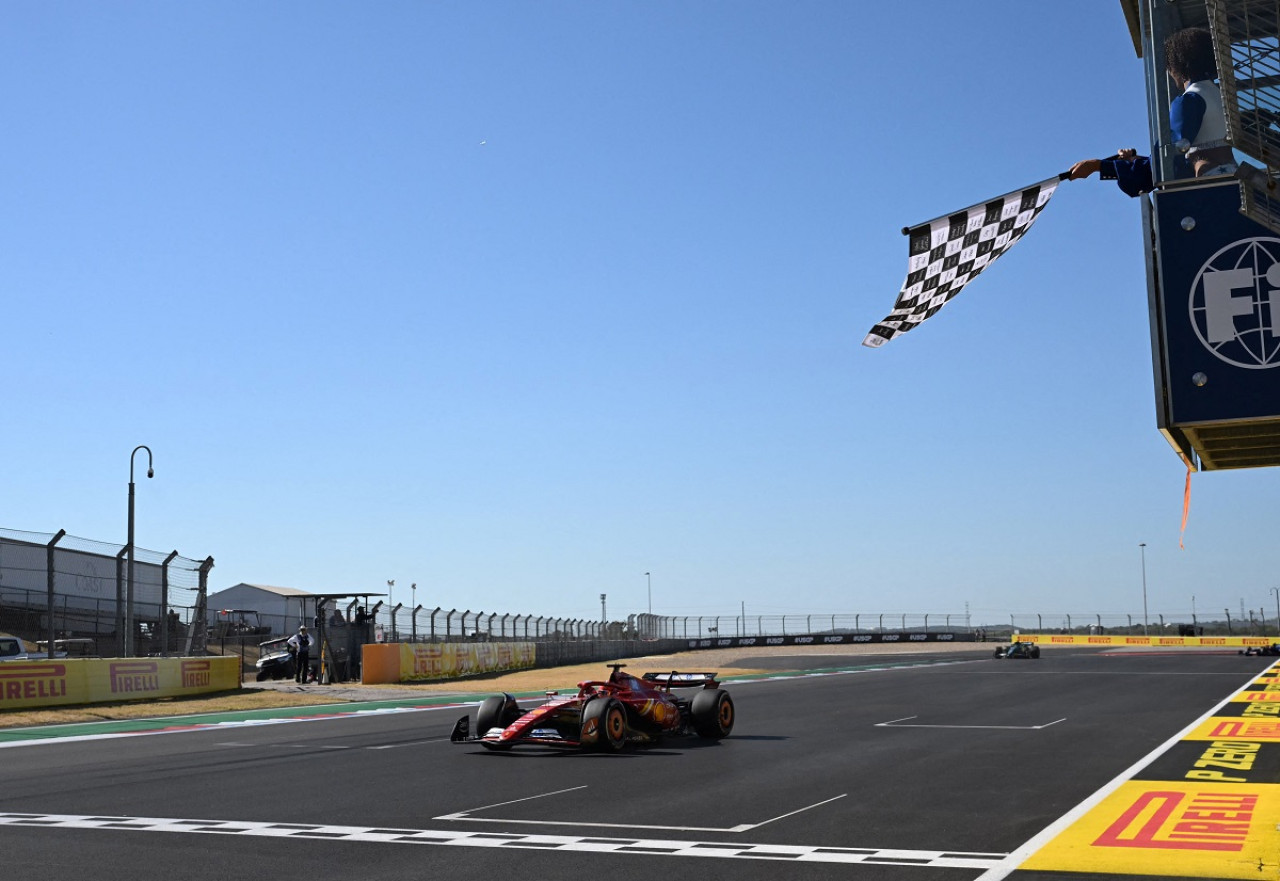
[0, 527, 212, 658]
[370, 608, 1252, 643]
[367, 610, 985, 644]
[2, 522, 1259, 665]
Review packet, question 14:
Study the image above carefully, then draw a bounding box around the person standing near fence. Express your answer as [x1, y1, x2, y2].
[288, 625, 313, 684]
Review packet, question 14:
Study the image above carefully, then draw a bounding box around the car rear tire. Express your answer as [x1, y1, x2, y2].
[691, 688, 734, 739]
[581, 697, 627, 752]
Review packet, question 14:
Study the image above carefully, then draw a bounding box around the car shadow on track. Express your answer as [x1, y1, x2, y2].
[453, 734, 787, 759]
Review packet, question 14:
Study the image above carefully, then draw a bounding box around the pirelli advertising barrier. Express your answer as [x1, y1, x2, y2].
[361, 642, 536, 685]
[0, 656, 241, 711]
[1015, 634, 1273, 648]
[686, 633, 973, 650]
[1021, 658, 1280, 878]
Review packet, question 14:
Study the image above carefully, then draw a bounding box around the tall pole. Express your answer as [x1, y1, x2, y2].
[126, 446, 154, 658]
[1271, 588, 1279, 638]
[387, 579, 395, 639]
[645, 572, 651, 614]
[600, 593, 607, 623]
[46, 530, 66, 659]
[1138, 542, 1149, 636]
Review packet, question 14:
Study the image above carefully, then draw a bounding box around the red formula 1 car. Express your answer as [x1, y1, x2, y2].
[449, 663, 735, 751]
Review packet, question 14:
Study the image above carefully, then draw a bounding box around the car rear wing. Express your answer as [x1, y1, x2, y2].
[642, 671, 719, 689]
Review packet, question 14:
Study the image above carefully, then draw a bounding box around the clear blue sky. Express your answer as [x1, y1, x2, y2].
[4, 1, 1275, 628]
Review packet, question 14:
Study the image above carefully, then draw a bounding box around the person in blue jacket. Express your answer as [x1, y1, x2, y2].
[1068, 27, 1236, 196]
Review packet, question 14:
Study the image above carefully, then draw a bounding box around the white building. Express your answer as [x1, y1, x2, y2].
[205, 583, 318, 636]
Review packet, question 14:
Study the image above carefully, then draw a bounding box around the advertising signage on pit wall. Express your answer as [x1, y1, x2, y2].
[685, 633, 971, 650]
[1014, 634, 1270, 648]
[0, 656, 239, 710]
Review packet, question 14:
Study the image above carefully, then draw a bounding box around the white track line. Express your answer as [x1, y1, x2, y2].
[876, 716, 1066, 730]
[440, 791, 848, 834]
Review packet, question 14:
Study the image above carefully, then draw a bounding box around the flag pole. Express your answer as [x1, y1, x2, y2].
[900, 156, 1123, 234]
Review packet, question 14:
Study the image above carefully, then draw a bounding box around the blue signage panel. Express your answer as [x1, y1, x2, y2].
[1153, 181, 1280, 425]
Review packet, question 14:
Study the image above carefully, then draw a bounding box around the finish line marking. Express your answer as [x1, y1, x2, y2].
[0, 812, 1007, 869]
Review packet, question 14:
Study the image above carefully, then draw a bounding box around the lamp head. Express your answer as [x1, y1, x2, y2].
[147, 468, 154, 479]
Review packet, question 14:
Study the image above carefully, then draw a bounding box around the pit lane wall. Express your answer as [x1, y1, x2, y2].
[360, 632, 976, 684]
[362, 642, 538, 684]
[361, 638, 696, 684]
[1014, 633, 1273, 648]
[686, 632, 976, 649]
[0, 656, 241, 710]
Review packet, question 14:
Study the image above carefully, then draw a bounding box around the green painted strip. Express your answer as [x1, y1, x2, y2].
[0, 694, 473, 743]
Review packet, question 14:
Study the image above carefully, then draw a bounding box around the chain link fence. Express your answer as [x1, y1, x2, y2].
[1, 522, 1262, 664]
[0, 527, 212, 658]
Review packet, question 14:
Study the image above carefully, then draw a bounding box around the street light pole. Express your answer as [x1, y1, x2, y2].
[126, 446, 154, 658]
[1270, 588, 1280, 638]
[387, 579, 395, 639]
[1138, 542, 1149, 636]
[645, 572, 651, 614]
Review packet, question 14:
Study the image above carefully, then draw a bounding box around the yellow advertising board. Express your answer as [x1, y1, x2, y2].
[0, 656, 241, 711]
[360, 642, 536, 684]
[1014, 634, 1270, 648]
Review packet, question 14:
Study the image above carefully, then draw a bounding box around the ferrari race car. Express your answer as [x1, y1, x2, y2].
[450, 663, 735, 751]
[993, 641, 1040, 659]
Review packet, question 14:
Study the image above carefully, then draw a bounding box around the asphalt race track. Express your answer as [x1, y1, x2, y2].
[0, 649, 1271, 880]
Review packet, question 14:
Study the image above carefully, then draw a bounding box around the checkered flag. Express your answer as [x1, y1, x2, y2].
[863, 175, 1064, 348]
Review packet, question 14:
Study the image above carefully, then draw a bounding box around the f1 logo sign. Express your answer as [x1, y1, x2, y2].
[1190, 238, 1280, 368]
